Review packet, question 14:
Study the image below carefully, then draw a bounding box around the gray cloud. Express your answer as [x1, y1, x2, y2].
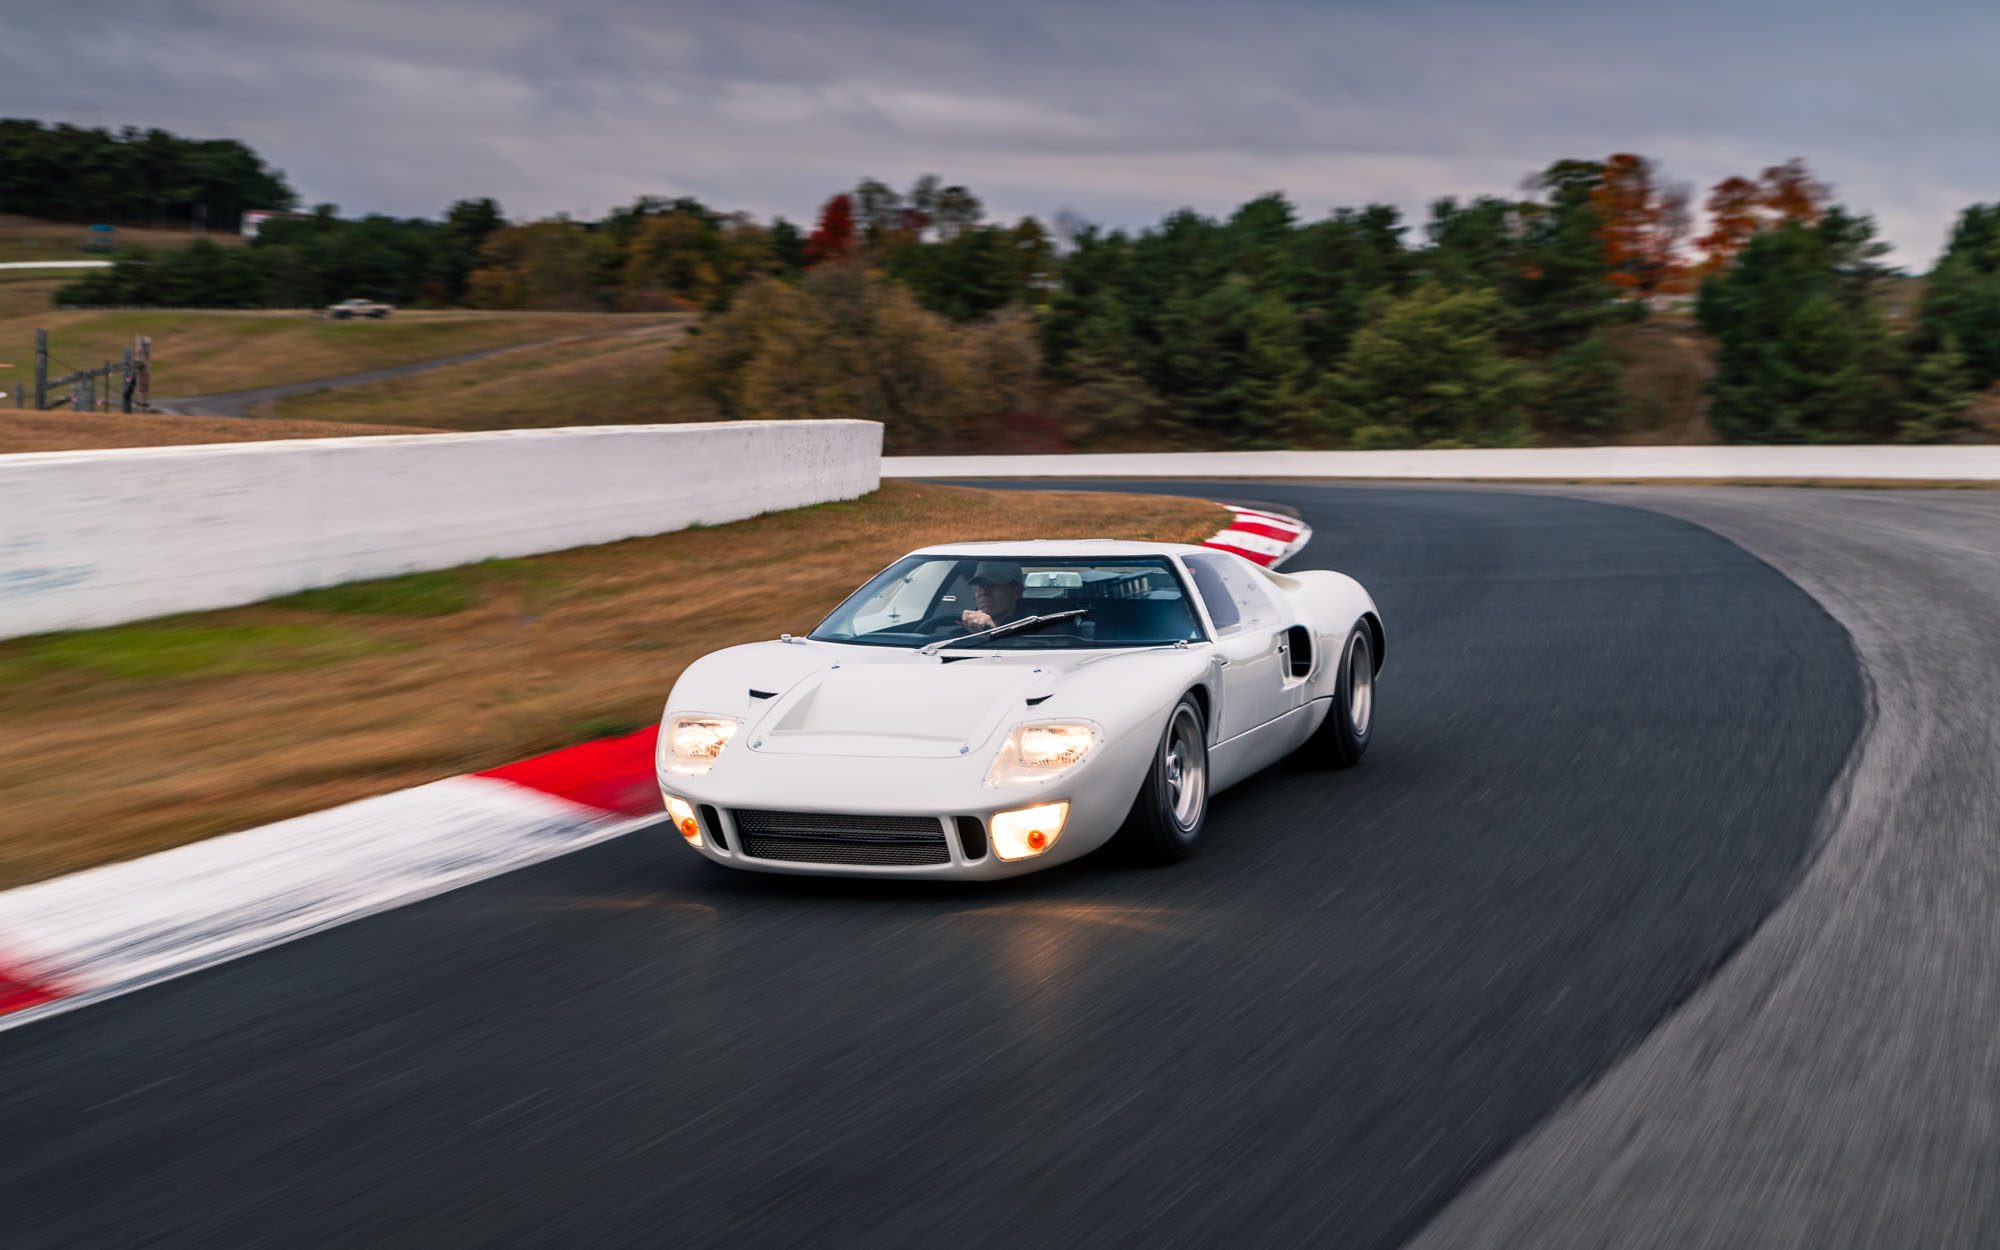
[5, 0, 1996, 265]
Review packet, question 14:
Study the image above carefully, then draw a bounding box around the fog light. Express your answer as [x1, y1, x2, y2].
[664, 794, 703, 848]
[991, 801, 1068, 861]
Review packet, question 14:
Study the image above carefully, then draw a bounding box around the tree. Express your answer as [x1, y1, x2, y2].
[465, 220, 615, 309]
[1913, 203, 2000, 387]
[804, 194, 856, 266]
[1293, 204, 1408, 368]
[934, 185, 982, 241]
[1513, 159, 1620, 352]
[1539, 333, 1629, 440]
[1051, 299, 1173, 445]
[0, 118, 295, 230]
[768, 217, 807, 274]
[1760, 159, 1830, 227]
[1696, 160, 1830, 278]
[853, 178, 902, 249]
[1897, 334, 1975, 443]
[1697, 211, 1899, 442]
[665, 265, 1044, 452]
[1322, 283, 1540, 447]
[906, 174, 940, 235]
[1697, 176, 1763, 274]
[1592, 153, 1690, 297]
[621, 210, 720, 307]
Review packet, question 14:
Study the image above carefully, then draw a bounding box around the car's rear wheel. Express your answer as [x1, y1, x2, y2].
[1304, 624, 1373, 768]
[1115, 695, 1209, 863]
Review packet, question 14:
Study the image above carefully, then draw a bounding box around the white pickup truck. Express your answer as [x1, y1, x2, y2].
[325, 297, 394, 320]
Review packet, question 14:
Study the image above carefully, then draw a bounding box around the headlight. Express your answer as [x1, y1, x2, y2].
[985, 719, 1101, 787]
[663, 714, 740, 775]
[991, 801, 1068, 860]
[663, 793, 703, 847]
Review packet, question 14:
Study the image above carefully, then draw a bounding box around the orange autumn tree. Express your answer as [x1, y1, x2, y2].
[1697, 176, 1763, 275]
[1591, 153, 1692, 297]
[1759, 158, 1830, 227]
[1697, 159, 1832, 275]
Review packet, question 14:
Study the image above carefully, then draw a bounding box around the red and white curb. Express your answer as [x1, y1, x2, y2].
[1206, 504, 1312, 568]
[0, 732, 667, 1032]
[0, 510, 1310, 1031]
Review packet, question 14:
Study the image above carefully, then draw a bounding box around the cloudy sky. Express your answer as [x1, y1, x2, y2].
[9, 0, 1997, 266]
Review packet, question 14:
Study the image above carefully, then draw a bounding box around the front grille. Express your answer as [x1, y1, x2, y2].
[732, 809, 950, 866]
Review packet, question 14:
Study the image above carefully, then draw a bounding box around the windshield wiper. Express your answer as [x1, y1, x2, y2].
[920, 609, 1090, 656]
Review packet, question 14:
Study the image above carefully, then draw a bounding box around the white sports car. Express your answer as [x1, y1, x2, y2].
[655, 539, 1384, 878]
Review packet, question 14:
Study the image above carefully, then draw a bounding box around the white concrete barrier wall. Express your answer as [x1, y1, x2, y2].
[0, 420, 881, 639]
[885, 445, 2000, 481]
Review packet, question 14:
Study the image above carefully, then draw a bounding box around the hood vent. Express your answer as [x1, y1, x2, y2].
[748, 688, 777, 700]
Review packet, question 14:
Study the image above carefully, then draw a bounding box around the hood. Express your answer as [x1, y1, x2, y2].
[749, 650, 1063, 759]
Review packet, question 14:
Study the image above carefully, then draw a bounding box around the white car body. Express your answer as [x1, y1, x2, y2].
[656, 539, 1384, 879]
[326, 297, 393, 319]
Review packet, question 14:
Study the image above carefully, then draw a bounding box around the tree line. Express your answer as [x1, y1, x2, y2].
[19, 116, 1997, 446]
[0, 120, 295, 232]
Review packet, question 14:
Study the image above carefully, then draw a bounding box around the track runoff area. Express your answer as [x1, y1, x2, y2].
[6, 480, 1995, 1248]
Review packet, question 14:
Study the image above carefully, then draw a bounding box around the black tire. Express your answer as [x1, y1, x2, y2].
[1114, 695, 1210, 863]
[1305, 624, 1374, 768]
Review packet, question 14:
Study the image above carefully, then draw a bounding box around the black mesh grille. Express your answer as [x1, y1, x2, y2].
[732, 809, 950, 866]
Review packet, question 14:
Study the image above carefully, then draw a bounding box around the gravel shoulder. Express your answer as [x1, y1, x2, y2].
[1414, 486, 2000, 1249]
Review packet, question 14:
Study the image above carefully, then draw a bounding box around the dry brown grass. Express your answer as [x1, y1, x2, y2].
[0, 215, 243, 263]
[270, 321, 696, 429]
[0, 274, 67, 321]
[1603, 315, 1718, 444]
[0, 481, 1223, 887]
[0, 411, 441, 453]
[0, 309, 680, 399]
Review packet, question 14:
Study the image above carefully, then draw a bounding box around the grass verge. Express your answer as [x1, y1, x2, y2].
[0, 215, 244, 264]
[270, 321, 696, 429]
[0, 308, 683, 399]
[0, 411, 442, 453]
[0, 481, 1223, 888]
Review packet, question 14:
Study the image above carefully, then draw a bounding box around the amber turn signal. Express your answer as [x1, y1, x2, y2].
[663, 794, 704, 849]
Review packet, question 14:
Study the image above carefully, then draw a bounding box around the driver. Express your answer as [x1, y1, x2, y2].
[961, 561, 1027, 630]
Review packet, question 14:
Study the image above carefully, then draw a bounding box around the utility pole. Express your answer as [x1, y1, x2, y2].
[34, 328, 48, 411]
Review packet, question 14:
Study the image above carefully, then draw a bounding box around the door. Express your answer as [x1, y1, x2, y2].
[1182, 552, 1291, 741]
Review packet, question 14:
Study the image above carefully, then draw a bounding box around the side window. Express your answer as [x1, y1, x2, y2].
[1183, 553, 1279, 635]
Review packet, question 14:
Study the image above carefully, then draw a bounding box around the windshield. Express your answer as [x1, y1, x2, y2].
[809, 555, 1206, 650]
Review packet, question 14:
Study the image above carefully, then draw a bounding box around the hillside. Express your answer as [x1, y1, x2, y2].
[0, 308, 679, 401]
[0, 213, 244, 264]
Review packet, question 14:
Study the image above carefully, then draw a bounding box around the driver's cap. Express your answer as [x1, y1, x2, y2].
[969, 561, 1024, 586]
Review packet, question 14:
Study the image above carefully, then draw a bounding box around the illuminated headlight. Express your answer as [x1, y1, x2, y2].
[991, 801, 1068, 860]
[663, 794, 704, 848]
[985, 720, 1101, 787]
[662, 714, 740, 775]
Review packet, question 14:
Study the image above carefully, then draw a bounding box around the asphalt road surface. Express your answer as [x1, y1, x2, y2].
[2, 484, 1878, 1247]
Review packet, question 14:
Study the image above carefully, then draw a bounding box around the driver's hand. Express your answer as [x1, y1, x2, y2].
[961, 609, 995, 629]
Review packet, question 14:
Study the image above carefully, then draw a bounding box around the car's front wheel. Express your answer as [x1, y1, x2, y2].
[1115, 695, 1209, 863]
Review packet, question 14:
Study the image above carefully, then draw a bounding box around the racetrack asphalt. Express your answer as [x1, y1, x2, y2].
[0, 484, 1871, 1247]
